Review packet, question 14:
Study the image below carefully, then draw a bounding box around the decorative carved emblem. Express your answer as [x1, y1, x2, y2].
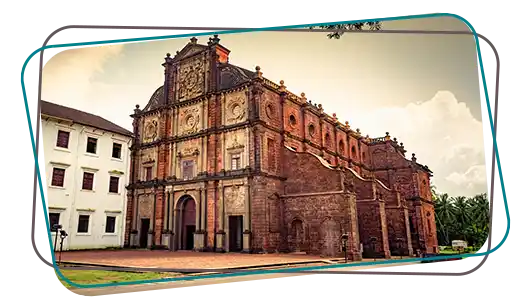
[227, 135, 244, 150]
[225, 94, 246, 124]
[180, 147, 199, 157]
[265, 102, 276, 120]
[177, 58, 205, 101]
[143, 120, 158, 142]
[180, 107, 200, 135]
[226, 185, 245, 212]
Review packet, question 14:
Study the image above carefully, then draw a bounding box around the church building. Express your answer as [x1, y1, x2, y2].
[124, 35, 438, 260]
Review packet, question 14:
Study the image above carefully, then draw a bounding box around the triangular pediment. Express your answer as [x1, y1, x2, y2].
[174, 43, 208, 61]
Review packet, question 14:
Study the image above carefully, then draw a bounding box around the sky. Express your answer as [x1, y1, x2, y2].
[41, 16, 487, 198]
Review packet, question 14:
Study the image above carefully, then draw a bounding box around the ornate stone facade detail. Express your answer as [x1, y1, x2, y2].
[177, 57, 206, 101]
[227, 133, 245, 150]
[225, 185, 245, 213]
[143, 119, 158, 143]
[138, 195, 153, 218]
[141, 148, 156, 165]
[126, 36, 436, 258]
[224, 91, 247, 125]
[179, 106, 201, 135]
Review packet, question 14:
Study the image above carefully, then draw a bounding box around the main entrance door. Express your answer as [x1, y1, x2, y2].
[228, 215, 243, 252]
[139, 218, 150, 248]
[175, 195, 196, 250]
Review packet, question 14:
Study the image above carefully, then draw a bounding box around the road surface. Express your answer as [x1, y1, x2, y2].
[65, 263, 423, 297]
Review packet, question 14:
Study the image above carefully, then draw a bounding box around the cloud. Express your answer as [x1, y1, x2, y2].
[42, 44, 124, 103]
[446, 165, 487, 190]
[347, 90, 487, 197]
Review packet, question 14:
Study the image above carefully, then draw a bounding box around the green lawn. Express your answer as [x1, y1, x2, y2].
[56, 269, 180, 288]
[440, 250, 478, 260]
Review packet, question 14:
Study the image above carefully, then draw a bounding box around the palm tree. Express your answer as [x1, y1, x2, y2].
[453, 196, 471, 241]
[433, 190, 490, 249]
[309, 22, 382, 39]
[434, 193, 455, 245]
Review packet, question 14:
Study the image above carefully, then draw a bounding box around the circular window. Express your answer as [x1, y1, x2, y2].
[266, 104, 275, 119]
[289, 114, 297, 126]
[308, 124, 315, 136]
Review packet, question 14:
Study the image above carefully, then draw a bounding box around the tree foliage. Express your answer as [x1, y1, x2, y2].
[431, 187, 490, 248]
[309, 22, 382, 39]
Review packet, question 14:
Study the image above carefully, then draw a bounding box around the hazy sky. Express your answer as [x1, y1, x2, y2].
[42, 16, 488, 198]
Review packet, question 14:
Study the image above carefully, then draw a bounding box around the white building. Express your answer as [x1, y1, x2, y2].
[41, 100, 133, 250]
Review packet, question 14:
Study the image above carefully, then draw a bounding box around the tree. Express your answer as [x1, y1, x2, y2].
[434, 193, 455, 246]
[432, 191, 490, 250]
[309, 22, 382, 39]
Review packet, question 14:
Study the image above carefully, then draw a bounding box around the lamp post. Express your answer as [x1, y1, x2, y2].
[341, 233, 349, 263]
[52, 224, 62, 252]
[58, 230, 68, 265]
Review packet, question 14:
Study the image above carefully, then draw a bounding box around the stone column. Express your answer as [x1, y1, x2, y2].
[378, 198, 391, 259]
[130, 193, 139, 247]
[403, 208, 414, 257]
[216, 184, 226, 252]
[169, 191, 175, 250]
[177, 200, 183, 250]
[242, 183, 251, 253]
[347, 193, 362, 261]
[148, 192, 155, 248]
[162, 191, 171, 249]
[194, 188, 206, 251]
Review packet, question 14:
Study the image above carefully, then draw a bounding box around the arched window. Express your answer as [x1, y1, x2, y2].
[325, 133, 331, 147]
[289, 114, 297, 126]
[338, 140, 345, 155]
[308, 124, 315, 137]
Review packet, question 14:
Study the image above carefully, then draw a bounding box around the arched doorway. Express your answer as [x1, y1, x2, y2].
[175, 195, 196, 250]
[291, 219, 304, 252]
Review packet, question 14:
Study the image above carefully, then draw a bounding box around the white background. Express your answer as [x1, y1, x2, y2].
[0, 0, 530, 299]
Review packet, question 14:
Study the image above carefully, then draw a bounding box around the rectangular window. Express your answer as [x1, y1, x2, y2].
[105, 216, 116, 233]
[86, 137, 98, 154]
[112, 142, 122, 159]
[231, 154, 241, 170]
[49, 213, 60, 231]
[182, 160, 194, 179]
[51, 168, 65, 187]
[82, 172, 94, 190]
[109, 176, 119, 193]
[56, 130, 70, 148]
[77, 215, 90, 233]
[145, 167, 153, 181]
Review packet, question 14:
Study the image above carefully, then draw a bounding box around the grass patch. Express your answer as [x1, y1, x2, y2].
[440, 250, 478, 260]
[56, 269, 179, 288]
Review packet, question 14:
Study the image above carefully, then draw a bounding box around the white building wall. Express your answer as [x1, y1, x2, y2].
[42, 116, 132, 250]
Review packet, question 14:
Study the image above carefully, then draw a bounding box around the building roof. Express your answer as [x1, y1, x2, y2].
[40, 100, 134, 137]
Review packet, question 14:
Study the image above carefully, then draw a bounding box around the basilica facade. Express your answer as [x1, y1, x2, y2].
[124, 35, 438, 260]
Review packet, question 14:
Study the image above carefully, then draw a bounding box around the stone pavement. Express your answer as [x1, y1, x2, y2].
[58, 250, 337, 270]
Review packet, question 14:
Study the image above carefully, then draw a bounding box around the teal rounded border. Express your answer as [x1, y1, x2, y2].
[20, 12, 510, 289]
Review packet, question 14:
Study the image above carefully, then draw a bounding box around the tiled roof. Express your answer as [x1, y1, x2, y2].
[40, 100, 134, 137]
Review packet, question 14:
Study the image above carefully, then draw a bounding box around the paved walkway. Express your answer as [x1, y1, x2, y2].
[58, 250, 334, 269]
